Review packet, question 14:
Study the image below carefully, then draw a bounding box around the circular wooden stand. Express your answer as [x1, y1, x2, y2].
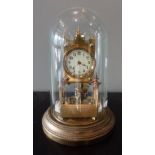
[42, 107, 115, 146]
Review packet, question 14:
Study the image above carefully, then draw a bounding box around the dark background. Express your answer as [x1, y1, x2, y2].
[33, 92, 122, 155]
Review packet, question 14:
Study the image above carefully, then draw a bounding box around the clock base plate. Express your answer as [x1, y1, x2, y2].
[42, 106, 115, 146]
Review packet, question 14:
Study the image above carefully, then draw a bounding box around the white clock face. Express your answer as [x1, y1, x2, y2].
[65, 49, 93, 77]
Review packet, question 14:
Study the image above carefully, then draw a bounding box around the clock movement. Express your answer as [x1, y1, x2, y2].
[42, 7, 115, 146]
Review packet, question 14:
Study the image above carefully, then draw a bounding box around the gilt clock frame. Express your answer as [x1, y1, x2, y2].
[63, 30, 96, 83]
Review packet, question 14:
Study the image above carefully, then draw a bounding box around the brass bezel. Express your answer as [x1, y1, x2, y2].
[63, 47, 96, 81]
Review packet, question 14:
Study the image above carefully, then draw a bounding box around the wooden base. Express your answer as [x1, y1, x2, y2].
[42, 107, 115, 146]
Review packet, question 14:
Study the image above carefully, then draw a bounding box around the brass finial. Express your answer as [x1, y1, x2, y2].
[76, 26, 80, 36]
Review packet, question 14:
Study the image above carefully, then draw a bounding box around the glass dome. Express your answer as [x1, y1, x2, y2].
[50, 7, 108, 123]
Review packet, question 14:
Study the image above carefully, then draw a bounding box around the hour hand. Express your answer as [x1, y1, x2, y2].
[77, 61, 81, 65]
[77, 61, 86, 66]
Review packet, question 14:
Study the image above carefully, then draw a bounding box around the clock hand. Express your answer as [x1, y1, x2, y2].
[77, 61, 81, 65]
[77, 61, 86, 66]
[81, 63, 86, 66]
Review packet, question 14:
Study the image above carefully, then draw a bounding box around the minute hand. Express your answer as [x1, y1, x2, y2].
[81, 63, 86, 66]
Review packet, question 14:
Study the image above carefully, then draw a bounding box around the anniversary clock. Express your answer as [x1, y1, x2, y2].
[42, 7, 115, 146]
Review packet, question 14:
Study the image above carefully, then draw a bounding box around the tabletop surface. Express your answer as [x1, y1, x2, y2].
[33, 92, 122, 155]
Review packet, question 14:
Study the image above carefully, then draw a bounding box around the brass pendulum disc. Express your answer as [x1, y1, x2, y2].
[42, 107, 115, 146]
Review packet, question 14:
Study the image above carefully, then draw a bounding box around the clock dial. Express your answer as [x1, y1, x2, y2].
[65, 49, 93, 77]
